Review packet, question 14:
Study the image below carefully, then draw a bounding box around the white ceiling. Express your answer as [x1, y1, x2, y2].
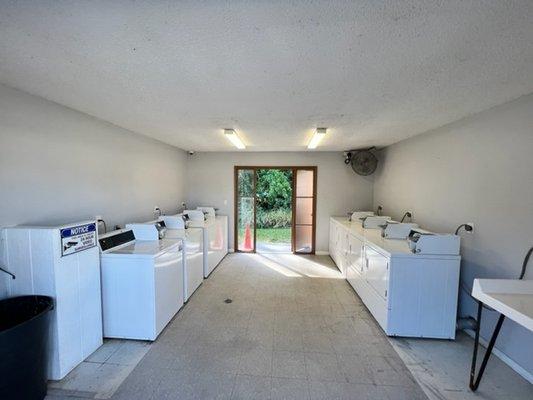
[0, 1, 532, 151]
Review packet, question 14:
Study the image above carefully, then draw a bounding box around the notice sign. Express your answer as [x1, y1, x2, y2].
[60, 223, 97, 257]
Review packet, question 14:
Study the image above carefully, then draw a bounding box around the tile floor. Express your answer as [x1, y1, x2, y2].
[47, 340, 151, 399]
[45, 253, 532, 400]
[391, 331, 533, 400]
[110, 253, 426, 400]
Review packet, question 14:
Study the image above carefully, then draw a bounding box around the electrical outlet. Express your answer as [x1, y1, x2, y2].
[466, 222, 475, 232]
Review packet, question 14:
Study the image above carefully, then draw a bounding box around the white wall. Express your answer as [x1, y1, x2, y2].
[185, 152, 374, 252]
[373, 94, 533, 378]
[0, 84, 187, 297]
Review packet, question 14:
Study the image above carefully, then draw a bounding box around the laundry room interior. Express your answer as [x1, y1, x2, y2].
[0, 2, 532, 400]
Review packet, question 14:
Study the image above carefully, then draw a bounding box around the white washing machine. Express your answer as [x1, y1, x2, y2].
[99, 228, 184, 341]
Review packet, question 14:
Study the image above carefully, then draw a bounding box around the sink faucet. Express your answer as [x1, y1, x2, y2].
[0, 265, 15, 279]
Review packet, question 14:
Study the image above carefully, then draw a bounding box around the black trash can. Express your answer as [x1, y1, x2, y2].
[0, 295, 54, 400]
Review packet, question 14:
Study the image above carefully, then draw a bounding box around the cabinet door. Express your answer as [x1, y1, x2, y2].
[339, 230, 349, 276]
[329, 222, 336, 259]
[329, 222, 338, 264]
[364, 246, 389, 299]
[348, 235, 364, 274]
[346, 264, 359, 290]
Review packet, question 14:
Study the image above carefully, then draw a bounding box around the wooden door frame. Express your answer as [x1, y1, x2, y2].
[292, 166, 318, 255]
[233, 166, 317, 254]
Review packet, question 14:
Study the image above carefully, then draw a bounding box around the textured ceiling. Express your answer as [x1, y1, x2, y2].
[0, 1, 532, 151]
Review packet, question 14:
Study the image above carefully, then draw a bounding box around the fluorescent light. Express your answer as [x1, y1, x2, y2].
[224, 129, 245, 149]
[308, 128, 327, 149]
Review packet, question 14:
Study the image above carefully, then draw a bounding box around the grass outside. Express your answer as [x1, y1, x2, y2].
[239, 228, 291, 243]
[257, 228, 291, 243]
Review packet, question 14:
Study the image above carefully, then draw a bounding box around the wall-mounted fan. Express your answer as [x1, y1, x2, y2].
[344, 148, 378, 176]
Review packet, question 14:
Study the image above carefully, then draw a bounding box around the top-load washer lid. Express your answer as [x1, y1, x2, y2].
[126, 222, 166, 240]
[160, 215, 186, 229]
[350, 211, 374, 222]
[361, 216, 391, 229]
[164, 229, 186, 240]
[164, 227, 203, 253]
[183, 210, 205, 222]
[197, 207, 216, 217]
[101, 238, 182, 258]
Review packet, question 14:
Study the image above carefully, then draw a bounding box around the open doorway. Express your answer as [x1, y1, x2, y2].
[234, 166, 316, 254]
[256, 168, 293, 253]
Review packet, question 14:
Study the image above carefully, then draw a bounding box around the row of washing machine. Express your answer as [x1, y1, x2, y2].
[100, 209, 228, 341]
[1, 207, 228, 380]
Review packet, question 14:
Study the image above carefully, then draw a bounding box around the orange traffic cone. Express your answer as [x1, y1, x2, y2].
[243, 223, 253, 251]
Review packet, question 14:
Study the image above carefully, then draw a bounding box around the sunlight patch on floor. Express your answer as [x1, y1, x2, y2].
[244, 253, 302, 277]
[251, 253, 343, 279]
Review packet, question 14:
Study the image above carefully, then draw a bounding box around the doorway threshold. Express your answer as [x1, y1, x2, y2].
[256, 242, 292, 253]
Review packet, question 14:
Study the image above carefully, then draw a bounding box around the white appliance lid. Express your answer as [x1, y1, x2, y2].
[106, 239, 180, 256]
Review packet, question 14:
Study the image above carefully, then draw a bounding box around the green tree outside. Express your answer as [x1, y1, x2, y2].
[256, 169, 292, 243]
[237, 168, 293, 244]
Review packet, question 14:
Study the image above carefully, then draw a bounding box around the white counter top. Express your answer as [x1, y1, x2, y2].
[472, 279, 533, 332]
[331, 217, 365, 238]
[331, 216, 458, 259]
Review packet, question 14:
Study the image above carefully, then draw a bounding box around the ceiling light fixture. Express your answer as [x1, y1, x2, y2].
[308, 128, 327, 149]
[224, 129, 245, 149]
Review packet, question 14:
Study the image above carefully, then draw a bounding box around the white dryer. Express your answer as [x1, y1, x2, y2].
[99, 228, 184, 341]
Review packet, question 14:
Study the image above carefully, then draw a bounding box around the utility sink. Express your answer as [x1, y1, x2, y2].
[472, 279, 533, 332]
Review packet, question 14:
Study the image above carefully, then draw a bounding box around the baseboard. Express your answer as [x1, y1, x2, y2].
[464, 328, 533, 384]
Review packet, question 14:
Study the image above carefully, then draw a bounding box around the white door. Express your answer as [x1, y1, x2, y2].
[184, 229, 204, 300]
[348, 234, 364, 274]
[329, 222, 336, 260]
[364, 245, 389, 299]
[339, 230, 349, 277]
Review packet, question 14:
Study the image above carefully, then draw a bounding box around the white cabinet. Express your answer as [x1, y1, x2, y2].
[346, 237, 362, 290]
[348, 234, 365, 274]
[329, 222, 338, 265]
[364, 245, 389, 300]
[329, 219, 351, 278]
[205, 215, 228, 277]
[329, 220, 342, 267]
[4, 222, 103, 380]
[330, 217, 460, 339]
[339, 229, 349, 278]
